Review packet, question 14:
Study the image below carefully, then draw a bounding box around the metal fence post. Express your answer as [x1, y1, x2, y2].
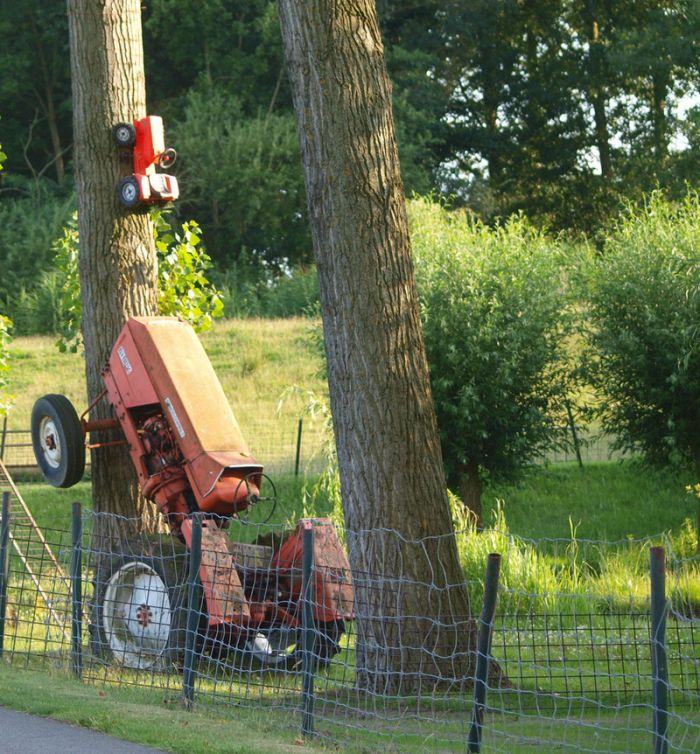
[468, 552, 501, 753]
[0, 492, 10, 658]
[301, 522, 315, 737]
[650, 546, 669, 754]
[183, 514, 202, 708]
[294, 417, 303, 478]
[0, 416, 7, 462]
[70, 502, 83, 678]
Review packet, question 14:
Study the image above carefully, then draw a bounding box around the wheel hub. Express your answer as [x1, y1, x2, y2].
[39, 416, 61, 469]
[103, 561, 172, 669]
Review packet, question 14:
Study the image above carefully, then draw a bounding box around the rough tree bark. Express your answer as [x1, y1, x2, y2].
[278, 0, 477, 693]
[458, 460, 483, 527]
[67, 0, 160, 532]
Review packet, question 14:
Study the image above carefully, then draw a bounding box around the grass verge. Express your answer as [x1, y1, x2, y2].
[0, 664, 320, 754]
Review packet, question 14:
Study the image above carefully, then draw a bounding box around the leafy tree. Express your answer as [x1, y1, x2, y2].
[0, 2, 72, 182]
[173, 87, 310, 266]
[410, 198, 572, 522]
[581, 192, 700, 478]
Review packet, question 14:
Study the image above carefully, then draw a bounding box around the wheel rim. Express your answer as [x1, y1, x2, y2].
[122, 182, 138, 203]
[39, 416, 61, 469]
[103, 562, 172, 669]
[115, 126, 131, 143]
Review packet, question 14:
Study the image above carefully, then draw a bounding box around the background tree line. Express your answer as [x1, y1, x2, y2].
[1, 0, 699, 327]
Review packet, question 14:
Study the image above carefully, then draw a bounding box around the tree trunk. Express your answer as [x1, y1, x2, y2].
[583, 0, 613, 180]
[459, 460, 483, 527]
[651, 72, 669, 171]
[278, 0, 472, 694]
[67, 0, 160, 534]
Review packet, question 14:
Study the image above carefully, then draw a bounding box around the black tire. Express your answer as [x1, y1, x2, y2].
[31, 394, 85, 488]
[89, 545, 201, 670]
[117, 176, 141, 207]
[112, 122, 136, 147]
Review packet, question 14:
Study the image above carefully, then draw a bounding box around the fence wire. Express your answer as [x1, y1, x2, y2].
[0, 503, 698, 753]
[0, 420, 631, 474]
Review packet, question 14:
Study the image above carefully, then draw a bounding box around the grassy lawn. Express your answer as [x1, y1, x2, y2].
[485, 461, 696, 541]
[1, 665, 690, 753]
[0, 665, 321, 754]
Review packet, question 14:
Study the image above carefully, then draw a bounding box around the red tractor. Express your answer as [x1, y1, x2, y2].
[31, 317, 353, 670]
[113, 116, 179, 208]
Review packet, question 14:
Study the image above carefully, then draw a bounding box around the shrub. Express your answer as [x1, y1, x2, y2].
[0, 179, 74, 312]
[580, 191, 700, 475]
[409, 197, 573, 521]
[0, 314, 12, 416]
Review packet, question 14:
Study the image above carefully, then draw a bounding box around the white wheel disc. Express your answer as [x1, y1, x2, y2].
[116, 126, 131, 142]
[39, 416, 61, 469]
[122, 182, 138, 202]
[103, 561, 172, 669]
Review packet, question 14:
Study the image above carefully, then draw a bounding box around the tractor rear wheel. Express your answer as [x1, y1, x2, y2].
[90, 549, 199, 671]
[31, 394, 85, 488]
[112, 122, 136, 147]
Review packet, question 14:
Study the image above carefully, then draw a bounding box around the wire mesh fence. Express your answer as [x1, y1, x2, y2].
[0, 416, 633, 476]
[0, 496, 698, 753]
[0, 417, 330, 477]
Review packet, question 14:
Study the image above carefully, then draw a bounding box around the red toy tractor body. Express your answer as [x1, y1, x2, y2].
[31, 317, 353, 669]
[113, 116, 179, 207]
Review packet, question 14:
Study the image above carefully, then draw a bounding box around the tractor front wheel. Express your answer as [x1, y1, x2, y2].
[31, 394, 85, 488]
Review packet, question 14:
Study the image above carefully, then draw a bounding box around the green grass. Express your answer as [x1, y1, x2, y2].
[0, 665, 321, 754]
[1, 665, 693, 753]
[484, 461, 696, 541]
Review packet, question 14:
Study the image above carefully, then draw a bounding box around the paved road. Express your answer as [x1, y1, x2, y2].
[0, 706, 165, 753]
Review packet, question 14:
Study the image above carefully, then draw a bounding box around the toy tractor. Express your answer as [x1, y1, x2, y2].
[31, 317, 353, 670]
[113, 116, 179, 208]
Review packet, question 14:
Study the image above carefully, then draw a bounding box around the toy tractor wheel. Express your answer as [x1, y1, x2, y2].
[117, 176, 141, 207]
[112, 122, 136, 147]
[91, 549, 199, 670]
[31, 394, 85, 488]
[246, 620, 345, 670]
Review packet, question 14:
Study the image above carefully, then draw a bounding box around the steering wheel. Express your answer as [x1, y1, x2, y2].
[234, 472, 277, 526]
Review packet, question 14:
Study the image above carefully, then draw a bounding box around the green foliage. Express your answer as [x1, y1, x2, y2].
[173, 86, 310, 267]
[409, 197, 572, 493]
[0, 314, 13, 416]
[216, 263, 319, 319]
[0, 143, 6, 170]
[0, 182, 75, 315]
[51, 211, 223, 351]
[54, 215, 81, 352]
[580, 191, 700, 472]
[152, 211, 224, 333]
